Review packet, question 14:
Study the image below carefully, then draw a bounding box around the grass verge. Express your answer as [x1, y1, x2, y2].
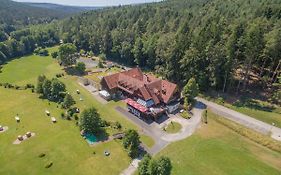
[209, 110, 281, 153]
[164, 121, 182, 134]
[140, 134, 155, 148]
[157, 111, 281, 175]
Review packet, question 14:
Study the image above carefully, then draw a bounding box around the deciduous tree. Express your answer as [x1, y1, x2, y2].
[79, 107, 103, 135]
[182, 77, 199, 106]
[123, 129, 140, 158]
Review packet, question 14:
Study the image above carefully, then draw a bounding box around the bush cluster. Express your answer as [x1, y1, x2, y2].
[0, 82, 35, 92]
[55, 73, 64, 78]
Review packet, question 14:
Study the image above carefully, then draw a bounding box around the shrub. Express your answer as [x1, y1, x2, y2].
[66, 107, 77, 117]
[75, 62, 86, 74]
[180, 111, 190, 119]
[51, 51, 58, 58]
[98, 53, 106, 61]
[14, 85, 20, 90]
[216, 97, 225, 105]
[100, 120, 110, 127]
[61, 112, 65, 119]
[25, 84, 34, 89]
[98, 60, 104, 68]
[202, 109, 208, 124]
[112, 121, 122, 130]
[74, 114, 79, 120]
[62, 94, 75, 109]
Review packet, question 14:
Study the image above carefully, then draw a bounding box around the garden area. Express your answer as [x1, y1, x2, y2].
[164, 122, 182, 134]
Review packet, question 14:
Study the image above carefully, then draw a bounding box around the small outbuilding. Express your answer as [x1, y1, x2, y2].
[99, 90, 111, 100]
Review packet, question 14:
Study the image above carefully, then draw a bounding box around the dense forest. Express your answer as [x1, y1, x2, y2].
[58, 0, 281, 92]
[1, 0, 281, 100]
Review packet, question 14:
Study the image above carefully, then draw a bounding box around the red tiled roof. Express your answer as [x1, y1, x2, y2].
[103, 73, 120, 89]
[161, 80, 178, 104]
[102, 68, 177, 105]
[124, 98, 148, 113]
[139, 86, 151, 101]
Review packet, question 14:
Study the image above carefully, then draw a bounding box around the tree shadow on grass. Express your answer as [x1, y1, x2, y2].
[64, 67, 85, 76]
[233, 98, 276, 112]
[96, 129, 109, 142]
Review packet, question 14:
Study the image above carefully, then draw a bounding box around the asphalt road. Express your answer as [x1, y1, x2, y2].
[117, 103, 204, 175]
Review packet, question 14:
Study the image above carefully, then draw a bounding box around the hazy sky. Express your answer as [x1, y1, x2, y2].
[14, 0, 162, 7]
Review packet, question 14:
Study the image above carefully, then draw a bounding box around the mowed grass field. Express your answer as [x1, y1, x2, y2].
[0, 88, 130, 175]
[157, 112, 281, 175]
[0, 47, 63, 85]
[0, 47, 141, 175]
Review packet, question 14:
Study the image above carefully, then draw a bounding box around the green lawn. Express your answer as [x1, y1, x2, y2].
[0, 87, 130, 175]
[140, 134, 155, 148]
[157, 112, 281, 175]
[0, 47, 142, 174]
[165, 121, 182, 134]
[0, 47, 63, 86]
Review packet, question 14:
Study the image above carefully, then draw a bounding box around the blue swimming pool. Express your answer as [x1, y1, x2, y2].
[85, 133, 97, 144]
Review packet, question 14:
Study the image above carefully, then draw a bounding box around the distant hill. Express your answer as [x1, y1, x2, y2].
[0, 0, 64, 27]
[0, 0, 101, 39]
[24, 3, 102, 15]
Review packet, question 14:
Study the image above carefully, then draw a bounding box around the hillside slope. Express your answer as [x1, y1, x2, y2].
[0, 0, 64, 27]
